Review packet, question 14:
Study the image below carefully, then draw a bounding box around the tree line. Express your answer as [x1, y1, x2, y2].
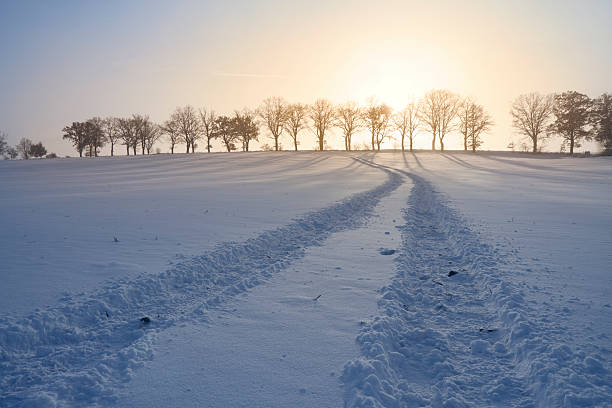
[0, 133, 53, 160]
[510, 92, 612, 154]
[2, 89, 611, 160]
[59, 92, 496, 156]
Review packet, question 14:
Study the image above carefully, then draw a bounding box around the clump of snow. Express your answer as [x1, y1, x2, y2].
[342, 164, 611, 407]
[0, 156, 402, 406]
[1, 152, 610, 406]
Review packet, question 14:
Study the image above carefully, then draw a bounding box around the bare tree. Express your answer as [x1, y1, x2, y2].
[418, 91, 440, 150]
[85, 117, 106, 157]
[199, 108, 218, 153]
[16, 138, 33, 159]
[0, 131, 8, 158]
[437, 90, 460, 151]
[29, 142, 47, 158]
[458, 98, 475, 151]
[393, 101, 420, 152]
[258, 97, 287, 151]
[548, 91, 593, 154]
[161, 119, 181, 154]
[103, 117, 120, 156]
[458, 99, 494, 151]
[470, 108, 493, 152]
[172, 106, 201, 153]
[362, 99, 393, 151]
[117, 117, 139, 155]
[511, 93, 554, 153]
[592, 93, 612, 152]
[283, 103, 308, 151]
[142, 120, 161, 154]
[309, 99, 336, 151]
[336, 102, 362, 151]
[215, 115, 238, 152]
[62, 121, 89, 157]
[126, 115, 148, 155]
[5, 146, 18, 159]
[234, 109, 259, 152]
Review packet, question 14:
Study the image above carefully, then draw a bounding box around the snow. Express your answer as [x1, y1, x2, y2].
[118, 176, 412, 407]
[344, 153, 612, 407]
[0, 152, 381, 313]
[1, 151, 611, 407]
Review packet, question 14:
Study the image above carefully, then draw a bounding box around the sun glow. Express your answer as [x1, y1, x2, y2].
[338, 44, 461, 111]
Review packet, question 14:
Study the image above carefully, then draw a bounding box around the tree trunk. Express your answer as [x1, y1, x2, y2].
[432, 134, 436, 150]
[294, 138, 298, 151]
[319, 135, 324, 151]
[132, 145, 137, 155]
[186, 143, 190, 153]
[464, 136, 468, 151]
[440, 137, 445, 151]
[171, 144, 174, 154]
[410, 136, 413, 152]
[532, 137, 538, 153]
[110, 143, 114, 157]
[570, 136, 575, 155]
[275, 136, 279, 151]
[126, 145, 129, 156]
[79, 149, 83, 158]
[207, 139, 211, 153]
[401, 134, 405, 152]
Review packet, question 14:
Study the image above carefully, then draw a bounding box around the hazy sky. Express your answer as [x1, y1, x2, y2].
[1, 0, 611, 155]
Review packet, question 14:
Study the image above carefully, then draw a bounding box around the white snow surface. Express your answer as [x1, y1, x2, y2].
[0, 152, 381, 314]
[1, 151, 611, 407]
[118, 167, 412, 408]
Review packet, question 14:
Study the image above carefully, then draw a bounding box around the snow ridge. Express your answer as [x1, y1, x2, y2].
[0, 160, 403, 407]
[342, 167, 611, 407]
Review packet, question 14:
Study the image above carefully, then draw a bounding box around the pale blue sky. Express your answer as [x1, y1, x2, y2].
[1, 0, 611, 154]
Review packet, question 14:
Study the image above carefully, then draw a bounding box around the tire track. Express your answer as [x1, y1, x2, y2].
[0, 159, 403, 407]
[343, 160, 611, 407]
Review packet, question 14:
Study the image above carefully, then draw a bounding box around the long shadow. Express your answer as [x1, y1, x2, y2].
[0, 156, 404, 406]
[480, 153, 607, 177]
[441, 153, 533, 177]
[440, 152, 589, 184]
[410, 152, 426, 171]
[401, 152, 412, 171]
[440, 153, 494, 173]
[230, 154, 330, 180]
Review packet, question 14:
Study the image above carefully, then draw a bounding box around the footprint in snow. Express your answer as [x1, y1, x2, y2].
[379, 248, 396, 255]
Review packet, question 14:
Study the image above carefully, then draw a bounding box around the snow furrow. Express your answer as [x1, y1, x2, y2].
[0, 160, 403, 407]
[342, 164, 611, 407]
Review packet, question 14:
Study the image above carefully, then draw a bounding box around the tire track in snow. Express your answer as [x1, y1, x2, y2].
[0, 159, 403, 408]
[342, 160, 611, 407]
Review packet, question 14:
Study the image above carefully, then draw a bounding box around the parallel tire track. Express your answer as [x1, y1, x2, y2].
[343, 160, 611, 407]
[0, 159, 403, 407]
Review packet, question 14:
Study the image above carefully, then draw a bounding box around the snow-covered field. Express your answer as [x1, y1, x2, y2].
[1, 151, 610, 407]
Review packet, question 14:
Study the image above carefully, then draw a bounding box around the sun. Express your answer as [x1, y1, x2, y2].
[337, 43, 460, 109]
